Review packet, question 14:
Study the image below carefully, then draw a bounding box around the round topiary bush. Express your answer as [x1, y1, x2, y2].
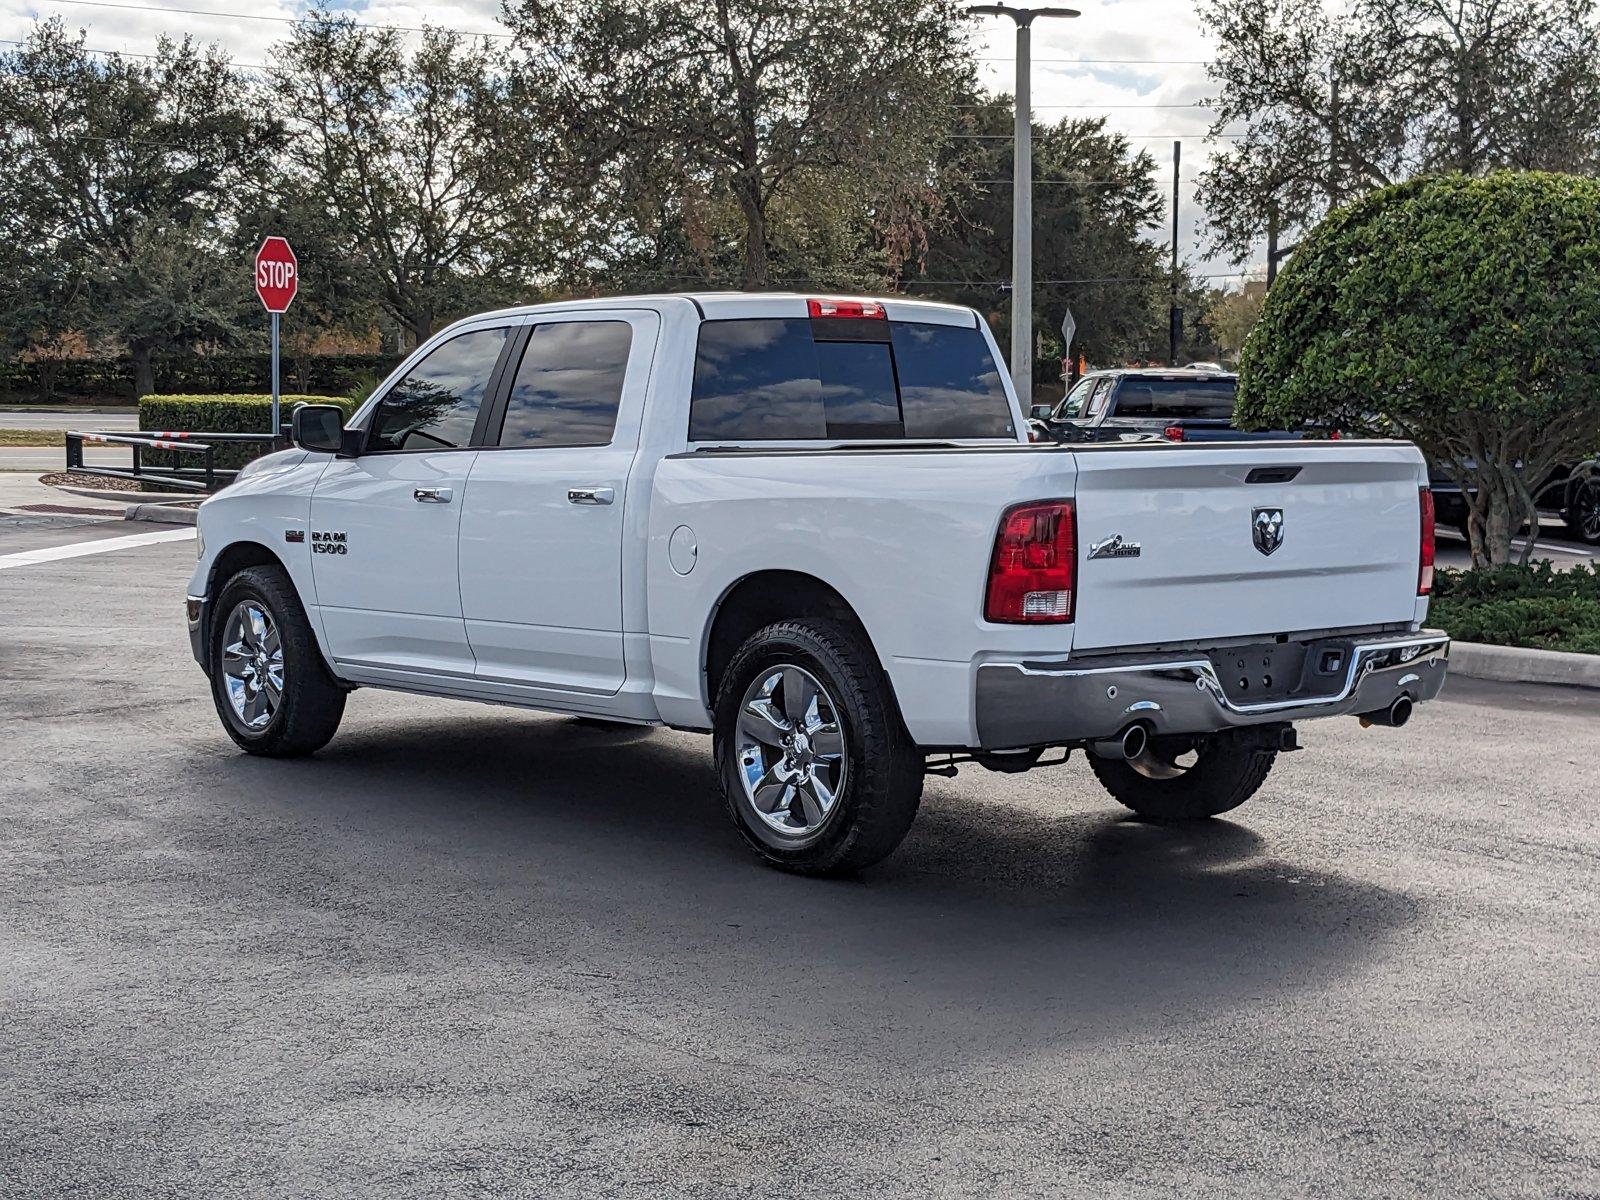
[1236, 171, 1600, 566]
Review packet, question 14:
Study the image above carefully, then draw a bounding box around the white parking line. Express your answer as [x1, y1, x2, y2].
[0, 526, 195, 571]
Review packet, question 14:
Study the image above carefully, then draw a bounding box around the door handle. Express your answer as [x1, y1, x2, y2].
[413, 487, 453, 504]
[568, 487, 615, 506]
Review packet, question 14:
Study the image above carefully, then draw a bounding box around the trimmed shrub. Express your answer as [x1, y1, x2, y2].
[1236, 172, 1600, 568]
[1430, 564, 1600, 654]
[0, 353, 402, 403]
[139, 394, 355, 470]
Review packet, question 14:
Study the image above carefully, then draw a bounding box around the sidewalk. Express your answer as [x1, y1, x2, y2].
[0, 472, 129, 519]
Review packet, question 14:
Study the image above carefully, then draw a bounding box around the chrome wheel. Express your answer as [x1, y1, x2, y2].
[220, 600, 283, 731]
[1576, 481, 1600, 542]
[733, 664, 848, 840]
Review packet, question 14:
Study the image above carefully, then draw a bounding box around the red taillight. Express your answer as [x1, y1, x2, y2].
[1418, 487, 1436, 595]
[985, 500, 1076, 623]
[807, 298, 886, 319]
[1162, 424, 1185, 442]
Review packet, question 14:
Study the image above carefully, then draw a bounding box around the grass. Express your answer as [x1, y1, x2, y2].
[1430, 563, 1600, 655]
[0, 428, 65, 446]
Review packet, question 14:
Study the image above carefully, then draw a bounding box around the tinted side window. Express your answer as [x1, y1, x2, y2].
[496, 321, 632, 448]
[369, 328, 507, 452]
[1058, 376, 1096, 419]
[891, 323, 1014, 439]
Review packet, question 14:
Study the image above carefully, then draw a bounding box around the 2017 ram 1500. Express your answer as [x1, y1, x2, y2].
[186, 293, 1449, 875]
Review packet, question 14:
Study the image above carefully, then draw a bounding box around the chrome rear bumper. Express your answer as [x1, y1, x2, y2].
[975, 631, 1450, 750]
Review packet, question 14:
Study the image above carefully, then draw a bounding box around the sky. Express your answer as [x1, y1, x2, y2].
[0, 0, 1263, 286]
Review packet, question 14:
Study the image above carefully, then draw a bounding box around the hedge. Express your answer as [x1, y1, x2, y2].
[1429, 564, 1600, 655]
[0, 353, 401, 403]
[139, 394, 354, 470]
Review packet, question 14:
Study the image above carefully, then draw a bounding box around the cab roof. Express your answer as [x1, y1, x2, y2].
[466, 291, 981, 328]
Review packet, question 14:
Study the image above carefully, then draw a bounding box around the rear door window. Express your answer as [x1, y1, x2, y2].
[368, 327, 508, 452]
[494, 320, 632, 448]
[689, 317, 1014, 442]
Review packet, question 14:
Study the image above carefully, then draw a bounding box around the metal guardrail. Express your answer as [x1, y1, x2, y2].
[65, 429, 284, 493]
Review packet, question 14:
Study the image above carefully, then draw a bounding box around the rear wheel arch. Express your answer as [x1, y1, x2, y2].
[703, 571, 889, 711]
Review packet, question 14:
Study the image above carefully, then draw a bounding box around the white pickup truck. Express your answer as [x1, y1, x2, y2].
[186, 293, 1449, 874]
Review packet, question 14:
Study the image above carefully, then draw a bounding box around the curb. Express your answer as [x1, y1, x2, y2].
[124, 502, 198, 526]
[51, 482, 198, 503]
[1449, 640, 1600, 690]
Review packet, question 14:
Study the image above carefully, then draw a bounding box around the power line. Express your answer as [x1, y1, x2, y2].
[1, 35, 272, 68]
[951, 102, 1215, 109]
[32, 0, 511, 37]
[32, 0, 1217, 65]
[977, 56, 1210, 65]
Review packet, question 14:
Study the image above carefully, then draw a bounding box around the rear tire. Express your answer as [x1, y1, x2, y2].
[209, 565, 346, 758]
[1088, 730, 1275, 821]
[713, 618, 922, 875]
[1563, 478, 1600, 545]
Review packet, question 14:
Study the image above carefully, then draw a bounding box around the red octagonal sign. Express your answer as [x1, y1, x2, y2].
[254, 236, 298, 313]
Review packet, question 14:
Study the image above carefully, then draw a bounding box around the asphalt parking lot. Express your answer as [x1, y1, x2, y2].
[2, 522, 1598, 1198]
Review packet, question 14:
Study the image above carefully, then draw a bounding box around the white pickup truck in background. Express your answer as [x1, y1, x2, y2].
[186, 293, 1449, 874]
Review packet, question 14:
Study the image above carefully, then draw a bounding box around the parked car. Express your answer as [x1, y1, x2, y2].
[1034, 372, 1599, 544]
[1415, 460, 1599, 545]
[187, 293, 1449, 876]
[1029, 368, 1298, 443]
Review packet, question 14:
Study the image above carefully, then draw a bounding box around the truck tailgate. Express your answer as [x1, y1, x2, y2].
[1070, 443, 1426, 650]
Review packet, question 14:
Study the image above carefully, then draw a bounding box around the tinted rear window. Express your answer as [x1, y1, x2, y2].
[1112, 378, 1236, 420]
[689, 318, 1014, 442]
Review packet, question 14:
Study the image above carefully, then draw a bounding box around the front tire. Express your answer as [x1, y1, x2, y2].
[209, 564, 346, 757]
[1088, 730, 1276, 822]
[713, 618, 922, 875]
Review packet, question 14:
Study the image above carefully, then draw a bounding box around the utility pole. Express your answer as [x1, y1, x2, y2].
[1169, 139, 1181, 365]
[1267, 202, 1279, 286]
[967, 4, 1081, 403]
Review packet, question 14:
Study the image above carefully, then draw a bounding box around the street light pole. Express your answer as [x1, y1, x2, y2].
[967, 4, 1080, 404]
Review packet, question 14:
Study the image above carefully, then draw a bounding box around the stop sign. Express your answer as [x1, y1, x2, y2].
[254, 237, 298, 313]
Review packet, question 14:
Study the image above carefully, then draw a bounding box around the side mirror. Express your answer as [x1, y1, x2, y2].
[1030, 404, 1053, 420]
[291, 404, 346, 454]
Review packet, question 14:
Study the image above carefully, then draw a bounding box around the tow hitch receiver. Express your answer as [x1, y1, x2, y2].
[1236, 723, 1299, 753]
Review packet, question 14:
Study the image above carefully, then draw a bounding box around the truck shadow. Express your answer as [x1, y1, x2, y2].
[210, 707, 1422, 1065]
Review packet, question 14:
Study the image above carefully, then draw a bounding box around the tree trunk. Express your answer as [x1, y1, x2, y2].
[735, 182, 770, 290]
[409, 310, 434, 349]
[131, 343, 155, 399]
[37, 359, 56, 403]
[1467, 477, 1517, 568]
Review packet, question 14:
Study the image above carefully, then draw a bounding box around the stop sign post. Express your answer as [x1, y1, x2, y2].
[254, 237, 298, 442]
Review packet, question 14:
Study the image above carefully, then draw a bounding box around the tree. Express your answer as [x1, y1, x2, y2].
[1196, 0, 1600, 261]
[506, 0, 971, 290]
[904, 101, 1169, 376]
[272, 14, 555, 347]
[1202, 278, 1267, 363]
[1235, 172, 1600, 567]
[0, 20, 281, 395]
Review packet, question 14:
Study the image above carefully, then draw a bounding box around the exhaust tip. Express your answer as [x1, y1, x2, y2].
[1122, 723, 1149, 760]
[1389, 695, 1413, 728]
[1090, 723, 1150, 761]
